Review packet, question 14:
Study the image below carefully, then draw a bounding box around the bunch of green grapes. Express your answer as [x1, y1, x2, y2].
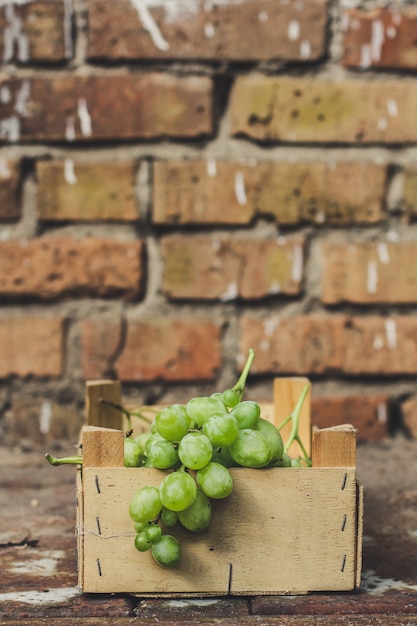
[126, 350, 311, 568]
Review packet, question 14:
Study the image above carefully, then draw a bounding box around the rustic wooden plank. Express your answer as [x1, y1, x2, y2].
[80, 466, 357, 594]
[82, 425, 124, 468]
[311, 424, 357, 468]
[273, 377, 311, 459]
[85, 380, 123, 429]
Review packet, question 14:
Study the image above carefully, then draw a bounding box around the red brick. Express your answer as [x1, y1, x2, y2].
[230, 76, 417, 144]
[343, 7, 417, 70]
[240, 315, 417, 376]
[0, 237, 143, 299]
[0, 316, 63, 378]
[0, 158, 20, 220]
[311, 395, 390, 441]
[87, 0, 327, 62]
[161, 234, 304, 300]
[0, 75, 212, 143]
[37, 160, 138, 221]
[81, 316, 222, 382]
[0, 0, 71, 64]
[322, 240, 417, 304]
[153, 159, 386, 225]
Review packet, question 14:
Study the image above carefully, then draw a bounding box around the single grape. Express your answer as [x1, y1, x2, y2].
[253, 418, 284, 463]
[210, 392, 227, 406]
[151, 534, 181, 568]
[135, 432, 152, 449]
[159, 470, 197, 512]
[178, 432, 213, 470]
[230, 401, 261, 429]
[160, 507, 178, 527]
[144, 433, 165, 454]
[228, 429, 273, 468]
[155, 404, 190, 442]
[271, 452, 292, 467]
[196, 462, 233, 499]
[134, 531, 153, 552]
[186, 396, 227, 427]
[178, 488, 212, 532]
[145, 523, 163, 544]
[134, 521, 149, 533]
[129, 486, 162, 523]
[147, 437, 178, 469]
[222, 388, 240, 408]
[202, 413, 239, 448]
[124, 438, 143, 467]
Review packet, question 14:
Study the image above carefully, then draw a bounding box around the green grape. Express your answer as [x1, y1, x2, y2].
[228, 429, 273, 468]
[230, 401, 261, 429]
[147, 437, 178, 469]
[202, 413, 239, 448]
[155, 404, 190, 442]
[178, 432, 213, 470]
[210, 392, 227, 406]
[129, 486, 162, 523]
[186, 396, 227, 427]
[253, 418, 284, 463]
[159, 470, 197, 512]
[145, 523, 163, 544]
[151, 534, 181, 568]
[144, 433, 165, 454]
[134, 531, 153, 552]
[211, 446, 236, 467]
[222, 388, 240, 408]
[135, 432, 151, 449]
[124, 438, 144, 467]
[272, 452, 292, 467]
[151, 419, 158, 434]
[178, 488, 212, 532]
[134, 521, 149, 533]
[160, 507, 178, 527]
[196, 462, 233, 499]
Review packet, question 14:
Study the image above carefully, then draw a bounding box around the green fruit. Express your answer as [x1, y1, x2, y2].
[151, 535, 181, 568]
[228, 429, 273, 468]
[253, 418, 284, 463]
[178, 489, 212, 532]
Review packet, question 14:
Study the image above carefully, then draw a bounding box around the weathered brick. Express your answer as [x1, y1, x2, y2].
[81, 316, 222, 382]
[0, 158, 20, 220]
[230, 76, 417, 144]
[0, 238, 143, 299]
[161, 234, 304, 300]
[322, 240, 417, 305]
[37, 160, 138, 221]
[239, 315, 417, 376]
[343, 6, 417, 70]
[0, 316, 63, 377]
[153, 159, 386, 225]
[402, 395, 417, 439]
[0, 75, 212, 143]
[402, 166, 417, 217]
[0, 0, 71, 64]
[4, 399, 82, 446]
[311, 395, 390, 441]
[87, 0, 327, 62]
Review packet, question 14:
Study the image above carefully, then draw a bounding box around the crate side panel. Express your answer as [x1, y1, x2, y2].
[80, 467, 358, 594]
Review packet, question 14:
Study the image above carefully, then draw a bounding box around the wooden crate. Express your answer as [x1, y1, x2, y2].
[76, 378, 363, 595]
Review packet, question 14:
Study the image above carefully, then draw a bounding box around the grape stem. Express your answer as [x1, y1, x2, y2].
[279, 384, 312, 467]
[45, 453, 83, 466]
[99, 398, 153, 431]
[231, 348, 255, 402]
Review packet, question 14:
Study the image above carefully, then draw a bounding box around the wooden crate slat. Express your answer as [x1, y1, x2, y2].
[81, 466, 358, 595]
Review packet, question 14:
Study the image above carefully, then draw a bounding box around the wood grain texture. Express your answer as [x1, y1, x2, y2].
[80, 465, 358, 595]
[82, 425, 124, 468]
[273, 377, 311, 459]
[85, 380, 123, 430]
[311, 424, 357, 468]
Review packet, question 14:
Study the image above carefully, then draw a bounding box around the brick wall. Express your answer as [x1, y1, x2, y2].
[1, 0, 417, 448]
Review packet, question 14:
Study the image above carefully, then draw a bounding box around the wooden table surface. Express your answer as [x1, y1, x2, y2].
[1, 436, 417, 625]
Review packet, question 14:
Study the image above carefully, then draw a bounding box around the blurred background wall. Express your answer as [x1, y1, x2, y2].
[1, 0, 417, 451]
